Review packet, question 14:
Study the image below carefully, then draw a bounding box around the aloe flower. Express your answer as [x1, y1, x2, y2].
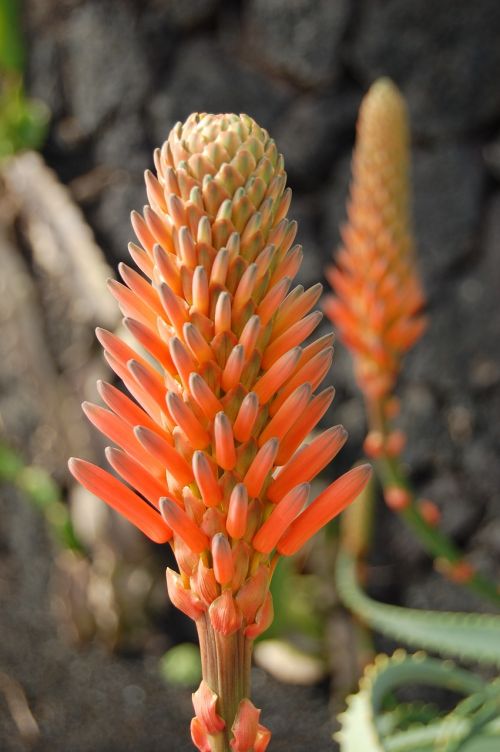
[323, 79, 426, 402]
[69, 113, 370, 751]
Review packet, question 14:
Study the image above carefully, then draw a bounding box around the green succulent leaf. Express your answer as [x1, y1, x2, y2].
[336, 550, 500, 667]
[336, 652, 500, 752]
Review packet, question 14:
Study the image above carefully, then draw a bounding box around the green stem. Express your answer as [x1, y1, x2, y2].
[196, 615, 252, 751]
[368, 397, 500, 609]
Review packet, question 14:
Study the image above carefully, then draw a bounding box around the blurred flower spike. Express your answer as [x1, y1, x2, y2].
[323, 78, 426, 402]
[69, 112, 370, 751]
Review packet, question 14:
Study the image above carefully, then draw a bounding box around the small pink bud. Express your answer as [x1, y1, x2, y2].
[212, 533, 234, 585]
[418, 498, 441, 527]
[201, 507, 226, 538]
[244, 591, 274, 639]
[173, 535, 198, 577]
[255, 724, 272, 752]
[386, 429, 406, 457]
[384, 486, 411, 511]
[209, 590, 242, 635]
[231, 540, 251, 592]
[230, 699, 260, 752]
[192, 680, 225, 734]
[192, 560, 219, 606]
[190, 717, 211, 752]
[385, 396, 401, 419]
[235, 565, 269, 624]
[435, 557, 475, 584]
[363, 430, 385, 458]
[166, 568, 205, 621]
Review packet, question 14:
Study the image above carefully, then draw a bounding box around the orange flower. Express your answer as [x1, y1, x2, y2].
[68, 113, 370, 749]
[323, 79, 426, 400]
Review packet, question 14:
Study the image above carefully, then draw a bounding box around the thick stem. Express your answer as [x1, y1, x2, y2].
[196, 614, 253, 751]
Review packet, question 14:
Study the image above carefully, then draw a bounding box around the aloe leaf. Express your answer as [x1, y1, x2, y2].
[337, 652, 499, 752]
[336, 550, 500, 667]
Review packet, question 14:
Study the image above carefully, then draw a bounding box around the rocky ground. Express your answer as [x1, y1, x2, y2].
[1, 0, 500, 749]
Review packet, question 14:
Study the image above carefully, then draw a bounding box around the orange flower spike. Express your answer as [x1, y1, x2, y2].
[69, 114, 374, 749]
[324, 79, 426, 400]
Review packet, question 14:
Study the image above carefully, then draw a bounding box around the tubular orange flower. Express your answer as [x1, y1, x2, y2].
[68, 112, 370, 751]
[323, 78, 426, 401]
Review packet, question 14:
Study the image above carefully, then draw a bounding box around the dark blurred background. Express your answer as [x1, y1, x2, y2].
[1, 1, 500, 750]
